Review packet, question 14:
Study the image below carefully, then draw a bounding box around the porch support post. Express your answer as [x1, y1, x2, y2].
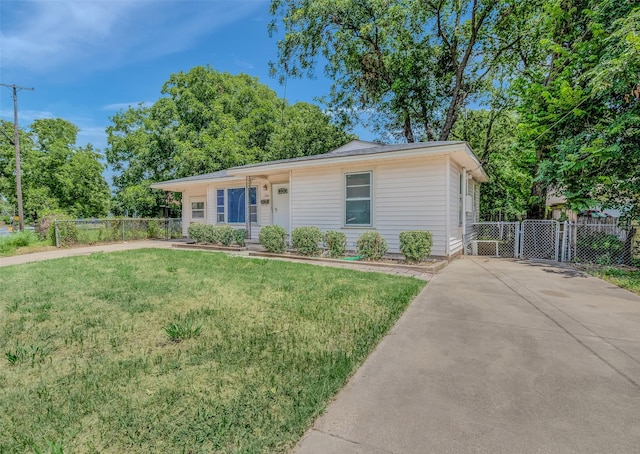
[246, 176, 252, 240]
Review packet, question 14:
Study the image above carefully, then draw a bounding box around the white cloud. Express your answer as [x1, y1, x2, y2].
[233, 58, 255, 70]
[102, 101, 154, 111]
[0, 0, 267, 74]
[0, 109, 56, 123]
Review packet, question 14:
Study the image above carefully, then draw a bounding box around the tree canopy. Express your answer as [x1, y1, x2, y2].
[0, 118, 110, 221]
[270, 0, 639, 219]
[269, 0, 540, 143]
[516, 0, 639, 218]
[106, 66, 354, 216]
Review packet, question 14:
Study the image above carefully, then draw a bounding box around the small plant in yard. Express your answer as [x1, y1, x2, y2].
[259, 225, 287, 253]
[324, 230, 347, 257]
[164, 316, 202, 342]
[399, 231, 433, 263]
[357, 231, 388, 261]
[217, 225, 235, 246]
[234, 228, 247, 247]
[291, 226, 323, 256]
[33, 439, 65, 454]
[187, 222, 207, 243]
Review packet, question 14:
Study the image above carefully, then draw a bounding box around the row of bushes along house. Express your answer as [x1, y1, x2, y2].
[187, 224, 433, 263]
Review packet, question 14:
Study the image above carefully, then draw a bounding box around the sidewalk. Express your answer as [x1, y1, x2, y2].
[0, 240, 176, 267]
[293, 256, 640, 453]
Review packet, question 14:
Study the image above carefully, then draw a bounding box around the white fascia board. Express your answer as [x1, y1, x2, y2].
[150, 176, 243, 191]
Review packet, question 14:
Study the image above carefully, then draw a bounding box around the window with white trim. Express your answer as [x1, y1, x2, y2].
[216, 189, 225, 223]
[191, 201, 205, 220]
[227, 187, 257, 223]
[345, 172, 372, 226]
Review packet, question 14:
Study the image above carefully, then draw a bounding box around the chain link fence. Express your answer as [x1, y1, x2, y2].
[465, 222, 519, 258]
[567, 221, 633, 266]
[467, 220, 637, 266]
[54, 218, 182, 247]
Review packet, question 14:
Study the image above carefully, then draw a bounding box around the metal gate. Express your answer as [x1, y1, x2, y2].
[520, 220, 560, 261]
[467, 220, 635, 265]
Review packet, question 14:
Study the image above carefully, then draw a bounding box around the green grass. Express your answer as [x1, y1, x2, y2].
[586, 266, 640, 295]
[0, 249, 425, 453]
[0, 230, 51, 256]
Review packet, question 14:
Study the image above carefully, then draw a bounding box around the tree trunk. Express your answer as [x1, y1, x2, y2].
[403, 111, 415, 143]
[527, 181, 548, 219]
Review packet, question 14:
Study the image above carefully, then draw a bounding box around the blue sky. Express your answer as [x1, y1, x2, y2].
[0, 0, 373, 161]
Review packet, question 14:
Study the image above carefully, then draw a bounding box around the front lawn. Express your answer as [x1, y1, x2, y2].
[584, 265, 640, 295]
[0, 249, 424, 453]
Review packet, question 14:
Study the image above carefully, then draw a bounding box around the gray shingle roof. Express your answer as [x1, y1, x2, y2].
[151, 140, 467, 186]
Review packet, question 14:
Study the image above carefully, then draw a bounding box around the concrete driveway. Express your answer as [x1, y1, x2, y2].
[294, 257, 640, 453]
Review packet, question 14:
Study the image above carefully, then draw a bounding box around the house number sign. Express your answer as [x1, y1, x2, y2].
[278, 188, 288, 194]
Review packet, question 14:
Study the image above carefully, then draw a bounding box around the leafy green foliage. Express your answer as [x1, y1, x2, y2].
[270, 0, 540, 142]
[164, 315, 203, 342]
[0, 119, 110, 222]
[233, 228, 247, 247]
[399, 231, 433, 263]
[49, 219, 78, 247]
[106, 66, 352, 216]
[515, 1, 639, 218]
[357, 231, 388, 261]
[259, 225, 288, 253]
[187, 224, 238, 246]
[451, 109, 533, 221]
[291, 226, 323, 256]
[323, 230, 347, 257]
[187, 223, 207, 243]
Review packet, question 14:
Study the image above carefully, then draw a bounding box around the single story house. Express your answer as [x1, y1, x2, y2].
[151, 140, 488, 258]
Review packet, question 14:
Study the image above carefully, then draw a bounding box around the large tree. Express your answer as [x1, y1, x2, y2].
[269, 0, 541, 142]
[451, 108, 533, 221]
[0, 118, 110, 221]
[106, 66, 353, 216]
[516, 1, 639, 218]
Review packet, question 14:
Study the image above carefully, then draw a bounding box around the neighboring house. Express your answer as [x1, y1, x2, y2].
[151, 140, 488, 258]
[547, 193, 622, 221]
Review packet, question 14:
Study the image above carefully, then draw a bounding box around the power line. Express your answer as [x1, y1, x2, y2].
[1, 83, 34, 231]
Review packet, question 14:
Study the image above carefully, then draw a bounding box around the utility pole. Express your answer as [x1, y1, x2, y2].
[1, 83, 34, 231]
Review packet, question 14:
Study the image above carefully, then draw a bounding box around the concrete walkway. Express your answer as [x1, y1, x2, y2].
[293, 256, 640, 454]
[0, 240, 176, 267]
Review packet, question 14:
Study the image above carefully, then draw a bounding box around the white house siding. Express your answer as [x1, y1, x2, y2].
[290, 155, 449, 256]
[181, 187, 207, 236]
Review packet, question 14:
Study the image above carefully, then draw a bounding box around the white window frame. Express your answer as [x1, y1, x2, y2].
[216, 189, 225, 223]
[191, 198, 206, 221]
[344, 171, 373, 227]
[226, 186, 258, 224]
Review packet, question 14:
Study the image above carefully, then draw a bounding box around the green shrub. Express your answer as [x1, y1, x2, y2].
[146, 220, 161, 239]
[234, 228, 247, 247]
[357, 231, 387, 261]
[259, 225, 287, 253]
[216, 225, 234, 246]
[0, 231, 41, 254]
[49, 220, 79, 247]
[187, 223, 207, 243]
[399, 231, 433, 263]
[291, 226, 323, 256]
[323, 230, 347, 257]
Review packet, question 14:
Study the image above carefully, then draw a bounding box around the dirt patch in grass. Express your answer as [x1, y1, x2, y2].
[0, 249, 424, 453]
